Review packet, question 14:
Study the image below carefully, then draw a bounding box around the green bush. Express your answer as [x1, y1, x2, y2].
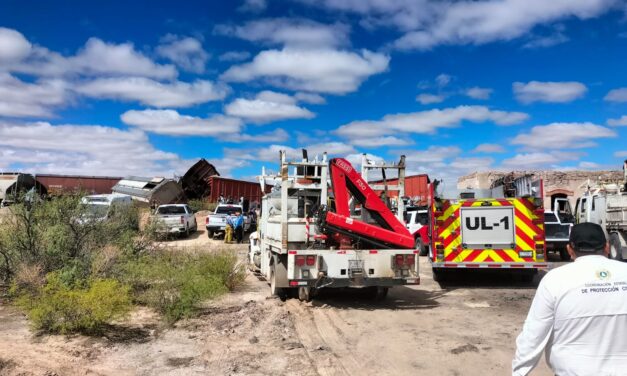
[18, 272, 132, 334]
[121, 250, 245, 323]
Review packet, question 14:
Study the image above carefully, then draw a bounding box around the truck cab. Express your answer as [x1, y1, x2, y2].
[404, 206, 429, 255]
[575, 184, 627, 260]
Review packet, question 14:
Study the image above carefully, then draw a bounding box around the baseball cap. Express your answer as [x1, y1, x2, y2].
[569, 223, 606, 251]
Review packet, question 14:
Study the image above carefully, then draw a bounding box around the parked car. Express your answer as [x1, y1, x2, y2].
[80, 194, 132, 223]
[153, 204, 197, 237]
[206, 203, 251, 238]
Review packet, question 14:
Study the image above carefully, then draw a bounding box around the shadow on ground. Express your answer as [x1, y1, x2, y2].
[306, 285, 446, 311]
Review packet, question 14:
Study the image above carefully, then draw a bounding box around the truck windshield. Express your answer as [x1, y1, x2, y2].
[86, 204, 109, 218]
[157, 206, 186, 215]
[216, 206, 241, 215]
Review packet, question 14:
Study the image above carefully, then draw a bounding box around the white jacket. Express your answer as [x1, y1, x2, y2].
[513, 255, 627, 376]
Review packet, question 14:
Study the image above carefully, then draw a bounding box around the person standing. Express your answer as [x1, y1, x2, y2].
[512, 223, 627, 375]
[232, 211, 244, 244]
[224, 213, 233, 243]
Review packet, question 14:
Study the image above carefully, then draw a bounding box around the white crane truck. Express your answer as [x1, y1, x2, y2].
[575, 161, 627, 260]
[249, 151, 420, 301]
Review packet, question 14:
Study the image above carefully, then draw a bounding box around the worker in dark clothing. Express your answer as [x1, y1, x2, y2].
[232, 211, 244, 244]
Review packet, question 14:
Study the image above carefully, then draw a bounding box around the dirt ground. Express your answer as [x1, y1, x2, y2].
[0, 219, 558, 375]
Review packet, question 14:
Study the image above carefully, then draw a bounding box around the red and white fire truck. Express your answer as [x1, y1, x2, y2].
[428, 174, 548, 281]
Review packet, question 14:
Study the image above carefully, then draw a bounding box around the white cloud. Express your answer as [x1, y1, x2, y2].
[238, 0, 267, 13]
[238, 129, 290, 143]
[218, 51, 251, 62]
[156, 35, 209, 73]
[513, 81, 587, 103]
[615, 151, 627, 158]
[391, 0, 615, 50]
[335, 105, 529, 139]
[75, 77, 229, 107]
[510, 122, 616, 150]
[254, 142, 356, 162]
[607, 115, 627, 126]
[350, 136, 412, 147]
[500, 151, 581, 169]
[299, 1, 614, 50]
[0, 73, 70, 118]
[465, 87, 493, 100]
[416, 93, 445, 104]
[604, 88, 627, 102]
[294, 92, 326, 104]
[435, 73, 452, 87]
[0, 27, 32, 63]
[523, 33, 569, 49]
[225, 90, 315, 123]
[6, 35, 177, 79]
[473, 143, 505, 153]
[0, 121, 183, 176]
[121, 109, 242, 137]
[404, 146, 462, 163]
[345, 153, 385, 168]
[215, 18, 350, 48]
[221, 48, 389, 94]
[577, 161, 601, 169]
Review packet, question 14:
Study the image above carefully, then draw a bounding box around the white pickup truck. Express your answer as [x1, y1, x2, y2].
[153, 204, 197, 237]
[205, 204, 251, 238]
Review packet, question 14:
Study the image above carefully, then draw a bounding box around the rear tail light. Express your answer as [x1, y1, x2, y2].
[205, 217, 209, 224]
[295, 255, 305, 267]
[395, 254, 405, 267]
[406, 254, 415, 266]
[306, 255, 316, 266]
[180, 216, 184, 224]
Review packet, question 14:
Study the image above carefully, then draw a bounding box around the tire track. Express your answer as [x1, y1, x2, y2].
[287, 301, 348, 376]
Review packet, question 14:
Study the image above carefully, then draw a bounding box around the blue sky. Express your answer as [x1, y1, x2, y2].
[0, 0, 626, 188]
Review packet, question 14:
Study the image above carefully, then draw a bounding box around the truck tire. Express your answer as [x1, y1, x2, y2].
[366, 286, 388, 301]
[298, 286, 313, 302]
[432, 268, 444, 283]
[610, 233, 624, 261]
[416, 238, 428, 256]
[207, 230, 214, 238]
[270, 264, 286, 301]
[521, 270, 537, 284]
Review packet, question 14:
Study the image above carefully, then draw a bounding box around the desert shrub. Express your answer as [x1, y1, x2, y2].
[121, 249, 245, 323]
[17, 272, 132, 334]
[206, 202, 218, 212]
[187, 199, 205, 213]
[0, 195, 141, 284]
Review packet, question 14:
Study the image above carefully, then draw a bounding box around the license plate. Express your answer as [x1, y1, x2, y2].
[460, 206, 515, 248]
[348, 260, 364, 273]
[518, 251, 533, 258]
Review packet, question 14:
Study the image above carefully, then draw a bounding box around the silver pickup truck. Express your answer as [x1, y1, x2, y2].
[153, 204, 197, 237]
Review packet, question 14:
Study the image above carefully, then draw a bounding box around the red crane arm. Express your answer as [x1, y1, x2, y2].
[326, 158, 414, 249]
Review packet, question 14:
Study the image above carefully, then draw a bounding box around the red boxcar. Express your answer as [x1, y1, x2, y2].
[207, 176, 270, 204]
[36, 174, 122, 195]
[370, 174, 430, 206]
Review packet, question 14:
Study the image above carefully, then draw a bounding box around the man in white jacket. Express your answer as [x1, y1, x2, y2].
[513, 223, 627, 375]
